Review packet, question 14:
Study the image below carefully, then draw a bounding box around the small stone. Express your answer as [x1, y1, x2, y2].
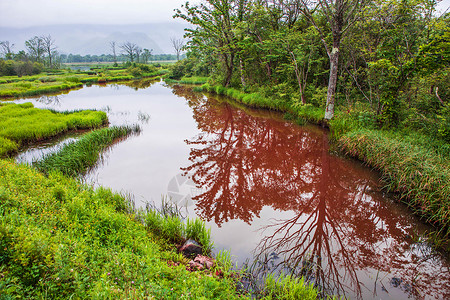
[179, 239, 203, 258]
[194, 255, 214, 269]
[189, 260, 204, 270]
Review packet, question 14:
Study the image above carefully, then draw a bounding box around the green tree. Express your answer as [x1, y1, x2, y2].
[298, 0, 368, 120]
[25, 36, 45, 62]
[175, 0, 245, 87]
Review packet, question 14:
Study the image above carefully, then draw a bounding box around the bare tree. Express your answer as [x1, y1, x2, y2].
[134, 46, 143, 63]
[42, 35, 57, 67]
[110, 41, 117, 64]
[120, 41, 138, 62]
[25, 36, 45, 62]
[0, 41, 14, 58]
[298, 0, 367, 120]
[170, 37, 184, 61]
[142, 48, 153, 64]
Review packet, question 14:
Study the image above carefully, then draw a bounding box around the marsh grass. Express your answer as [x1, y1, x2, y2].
[0, 102, 107, 157]
[33, 125, 141, 177]
[0, 159, 245, 299]
[262, 274, 318, 300]
[0, 67, 167, 98]
[143, 199, 213, 254]
[165, 76, 209, 85]
[339, 129, 450, 240]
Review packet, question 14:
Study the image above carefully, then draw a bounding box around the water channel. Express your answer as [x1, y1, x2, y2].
[11, 80, 450, 299]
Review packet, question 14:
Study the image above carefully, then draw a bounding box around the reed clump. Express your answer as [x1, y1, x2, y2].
[339, 129, 450, 238]
[34, 125, 141, 177]
[0, 102, 107, 157]
[165, 76, 209, 85]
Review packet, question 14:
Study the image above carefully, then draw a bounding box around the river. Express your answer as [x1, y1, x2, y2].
[12, 80, 450, 299]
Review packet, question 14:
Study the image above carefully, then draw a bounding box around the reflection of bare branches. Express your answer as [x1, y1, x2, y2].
[171, 85, 450, 300]
[37, 95, 63, 105]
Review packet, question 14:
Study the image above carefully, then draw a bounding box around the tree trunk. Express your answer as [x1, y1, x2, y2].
[224, 54, 234, 87]
[239, 57, 246, 88]
[324, 46, 339, 120]
[290, 51, 306, 104]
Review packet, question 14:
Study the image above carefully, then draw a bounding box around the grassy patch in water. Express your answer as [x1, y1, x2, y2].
[0, 102, 107, 157]
[0, 81, 83, 97]
[34, 125, 141, 177]
[0, 67, 167, 98]
[338, 129, 450, 240]
[0, 159, 246, 299]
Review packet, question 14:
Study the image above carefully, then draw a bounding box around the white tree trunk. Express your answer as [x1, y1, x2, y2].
[324, 46, 339, 120]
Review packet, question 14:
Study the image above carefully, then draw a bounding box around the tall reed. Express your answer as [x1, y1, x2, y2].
[34, 125, 141, 177]
[339, 129, 450, 238]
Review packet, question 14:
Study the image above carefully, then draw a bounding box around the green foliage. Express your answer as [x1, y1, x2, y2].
[338, 129, 450, 239]
[262, 274, 318, 300]
[0, 66, 166, 98]
[0, 102, 107, 157]
[143, 209, 213, 255]
[0, 160, 244, 299]
[33, 125, 141, 177]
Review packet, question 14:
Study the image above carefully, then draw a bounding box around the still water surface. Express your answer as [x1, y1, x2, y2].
[13, 80, 450, 299]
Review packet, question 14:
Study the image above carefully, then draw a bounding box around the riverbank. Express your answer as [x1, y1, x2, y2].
[0, 64, 168, 98]
[0, 100, 320, 298]
[195, 83, 450, 246]
[0, 157, 318, 299]
[0, 159, 244, 299]
[0, 102, 108, 157]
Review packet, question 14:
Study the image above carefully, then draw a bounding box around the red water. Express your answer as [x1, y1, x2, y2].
[14, 82, 449, 299]
[173, 85, 450, 300]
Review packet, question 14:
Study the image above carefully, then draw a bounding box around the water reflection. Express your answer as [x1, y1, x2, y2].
[172, 85, 450, 299]
[37, 95, 64, 105]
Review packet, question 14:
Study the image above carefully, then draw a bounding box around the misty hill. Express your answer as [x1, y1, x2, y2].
[0, 22, 188, 55]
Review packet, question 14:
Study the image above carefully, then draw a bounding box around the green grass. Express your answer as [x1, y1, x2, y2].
[0, 159, 320, 299]
[165, 76, 209, 85]
[200, 84, 291, 111]
[33, 125, 141, 177]
[0, 102, 107, 157]
[0, 67, 167, 98]
[0, 81, 83, 98]
[0, 159, 245, 299]
[339, 129, 450, 240]
[262, 274, 318, 300]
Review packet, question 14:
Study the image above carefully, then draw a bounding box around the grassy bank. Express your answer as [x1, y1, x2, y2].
[0, 159, 319, 299]
[0, 159, 245, 299]
[0, 102, 319, 298]
[339, 129, 450, 239]
[0, 102, 107, 157]
[195, 83, 450, 243]
[0, 65, 167, 98]
[165, 76, 209, 85]
[34, 125, 141, 177]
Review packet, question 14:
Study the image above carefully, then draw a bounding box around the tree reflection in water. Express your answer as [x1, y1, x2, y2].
[172, 85, 450, 299]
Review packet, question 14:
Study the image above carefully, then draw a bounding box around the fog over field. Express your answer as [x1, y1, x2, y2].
[0, 22, 187, 55]
[0, 0, 195, 55]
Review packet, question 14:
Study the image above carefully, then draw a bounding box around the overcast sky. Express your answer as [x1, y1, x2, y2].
[0, 0, 449, 28]
[0, 0, 198, 28]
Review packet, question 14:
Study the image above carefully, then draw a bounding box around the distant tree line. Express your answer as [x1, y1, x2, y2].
[0, 35, 60, 76]
[59, 53, 183, 63]
[0, 35, 186, 76]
